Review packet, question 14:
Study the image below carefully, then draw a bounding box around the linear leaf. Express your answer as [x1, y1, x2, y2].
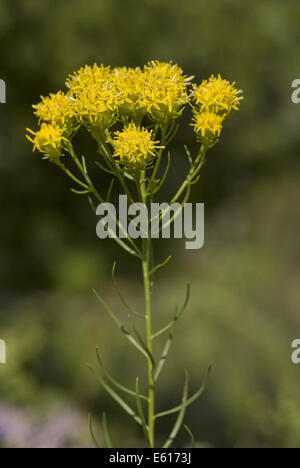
[153, 152, 171, 194]
[88, 413, 101, 448]
[155, 365, 212, 419]
[163, 371, 189, 448]
[88, 365, 142, 426]
[190, 175, 200, 185]
[102, 412, 113, 448]
[81, 155, 88, 175]
[152, 322, 174, 341]
[184, 145, 193, 168]
[95, 160, 115, 175]
[135, 377, 150, 445]
[166, 123, 179, 145]
[93, 289, 149, 360]
[184, 425, 196, 448]
[112, 262, 143, 318]
[128, 315, 156, 369]
[106, 179, 115, 202]
[96, 348, 148, 401]
[71, 188, 90, 195]
[88, 195, 97, 214]
[149, 255, 172, 277]
[178, 282, 191, 318]
[153, 282, 190, 341]
[154, 332, 174, 381]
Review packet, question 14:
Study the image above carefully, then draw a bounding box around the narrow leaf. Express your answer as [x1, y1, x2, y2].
[166, 123, 179, 145]
[153, 152, 171, 194]
[178, 282, 191, 318]
[107, 179, 115, 202]
[155, 365, 212, 419]
[81, 155, 88, 175]
[153, 283, 190, 368]
[149, 255, 172, 277]
[135, 377, 150, 445]
[88, 365, 142, 426]
[184, 425, 196, 448]
[95, 161, 114, 175]
[112, 262, 143, 318]
[152, 321, 174, 341]
[190, 175, 200, 185]
[88, 195, 97, 214]
[96, 348, 148, 401]
[102, 412, 113, 448]
[154, 332, 174, 381]
[93, 289, 149, 360]
[128, 315, 156, 369]
[71, 188, 90, 195]
[184, 145, 193, 167]
[88, 413, 101, 448]
[163, 371, 189, 448]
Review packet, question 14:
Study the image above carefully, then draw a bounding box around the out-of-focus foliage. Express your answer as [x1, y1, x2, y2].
[1, 0, 300, 448]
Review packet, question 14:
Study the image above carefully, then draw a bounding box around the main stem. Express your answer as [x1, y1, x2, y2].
[140, 174, 155, 448]
[142, 235, 155, 448]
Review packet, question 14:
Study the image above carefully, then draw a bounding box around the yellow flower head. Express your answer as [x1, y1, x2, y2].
[26, 123, 67, 163]
[112, 66, 148, 122]
[66, 63, 112, 94]
[192, 111, 224, 143]
[194, 74, 243, 116]
[109, 123, 160, 173]
[66, 64, 118, 134]
[33, 91, 73, 124]
[33, 91, 75, 137]
[143, 61, 192, 124]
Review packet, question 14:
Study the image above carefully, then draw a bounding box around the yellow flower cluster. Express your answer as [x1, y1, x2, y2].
[26, 123, 67, 163]
[65, 61, 191, 130]
[109, 123, 160, 174]
[27, 60, 192, 162]
[192, 74, 243, 144]
[26, 61, 243, 166]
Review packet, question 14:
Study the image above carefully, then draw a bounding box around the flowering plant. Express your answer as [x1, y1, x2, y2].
[27, 61, 243, 448]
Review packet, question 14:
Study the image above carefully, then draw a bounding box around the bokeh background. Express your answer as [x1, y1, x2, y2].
[1, 0, 300, 448]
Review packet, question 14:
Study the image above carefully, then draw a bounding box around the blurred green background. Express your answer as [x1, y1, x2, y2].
[1, 0, 300, 448]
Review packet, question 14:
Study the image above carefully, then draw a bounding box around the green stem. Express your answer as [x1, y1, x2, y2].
[140, 175, 155, 448]
[143, 238, 155, 447]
